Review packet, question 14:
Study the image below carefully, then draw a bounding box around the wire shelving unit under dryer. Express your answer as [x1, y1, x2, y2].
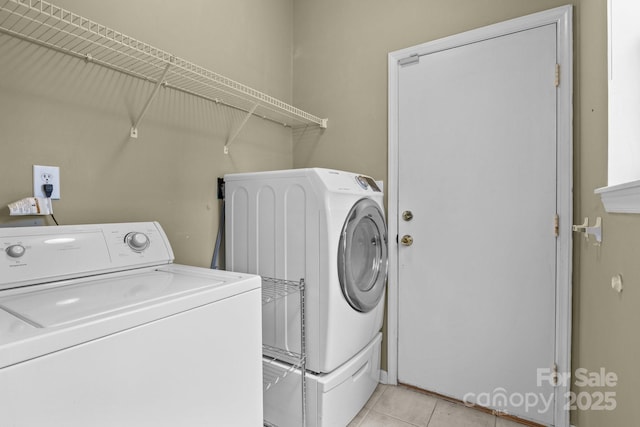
[261, 277, 306, 427]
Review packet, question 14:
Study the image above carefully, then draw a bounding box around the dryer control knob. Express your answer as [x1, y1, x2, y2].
[355, 175, 369, 190]
[125, 232, 150, 252]
[6, 244, 26, 258]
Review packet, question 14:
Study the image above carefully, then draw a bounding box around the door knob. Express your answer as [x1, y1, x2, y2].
[402, 210, 414, 221]
[400, 235, 414, 246]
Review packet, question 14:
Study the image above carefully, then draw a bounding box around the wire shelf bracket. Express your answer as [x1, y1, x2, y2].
[224, 102, 258, 154]
[130, 62, 172, 139]
[0, 0, 328, 140]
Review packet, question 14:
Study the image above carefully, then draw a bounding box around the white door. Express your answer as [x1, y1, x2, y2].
[394, 20, 568, 426]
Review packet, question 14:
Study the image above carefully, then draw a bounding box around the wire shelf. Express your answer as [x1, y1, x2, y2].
[261, 276, 304, 305]
[263, 344, 304, 368]
[262, 352, 305, 392]
[261, 276, 306, 426]
[0, 0, 327, 130]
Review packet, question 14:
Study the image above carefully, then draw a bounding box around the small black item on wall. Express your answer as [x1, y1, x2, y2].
[217, 178, 225, 200]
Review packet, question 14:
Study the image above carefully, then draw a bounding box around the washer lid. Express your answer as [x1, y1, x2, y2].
[338, 198, 388, 313]
[0, 269, 221, 328]
[0, 265, 260, 370]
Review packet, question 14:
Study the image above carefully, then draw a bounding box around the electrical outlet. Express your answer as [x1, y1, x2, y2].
[33, 165, 61, 199]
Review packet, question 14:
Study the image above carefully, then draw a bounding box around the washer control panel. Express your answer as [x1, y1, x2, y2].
[0, 222, 174, 291]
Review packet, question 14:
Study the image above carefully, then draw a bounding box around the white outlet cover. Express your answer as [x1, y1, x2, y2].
[33, 165, 61, 199]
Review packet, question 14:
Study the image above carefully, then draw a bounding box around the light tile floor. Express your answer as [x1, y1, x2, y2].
[348, 385, 530, 427]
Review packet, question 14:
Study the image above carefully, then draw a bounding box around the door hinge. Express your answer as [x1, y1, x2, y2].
[552, 362, 559, 386]
[399, 54, 420, 67]
[555, 64, 560, 87]
[554, 214, 559, 237]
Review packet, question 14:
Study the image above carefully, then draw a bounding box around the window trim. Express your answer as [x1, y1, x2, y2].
[597, 0, 640, 213]
[595, 180, 640, 214]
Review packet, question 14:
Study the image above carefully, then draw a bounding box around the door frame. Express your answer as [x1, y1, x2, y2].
[387, 6, 572, 426]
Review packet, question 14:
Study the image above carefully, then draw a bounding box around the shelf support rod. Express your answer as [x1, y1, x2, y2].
[224, 103, 259, 154]
[130, 62, 172, 139]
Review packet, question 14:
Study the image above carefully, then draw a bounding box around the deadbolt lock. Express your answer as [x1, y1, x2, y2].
[402, 210, 414, 221]
[400, 235, 414, 246]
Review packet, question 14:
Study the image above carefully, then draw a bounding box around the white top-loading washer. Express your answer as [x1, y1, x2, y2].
[0, 222, 263, 427]
[225, 168, 387, 374]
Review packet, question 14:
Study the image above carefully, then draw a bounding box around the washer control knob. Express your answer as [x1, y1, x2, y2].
[125, 232, 150, 252]
[6, 244, 26, 258]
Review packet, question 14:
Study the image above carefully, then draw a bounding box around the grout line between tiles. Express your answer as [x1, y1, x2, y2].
[350, 407, 368, 427]
[424, 395, 437, 427]
[368, 408, 425, 427]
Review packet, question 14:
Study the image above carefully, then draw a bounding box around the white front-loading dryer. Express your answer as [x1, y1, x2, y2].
[225, 168, 387, 374]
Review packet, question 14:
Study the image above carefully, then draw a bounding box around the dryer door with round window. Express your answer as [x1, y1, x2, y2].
[338, 198, 388, 312]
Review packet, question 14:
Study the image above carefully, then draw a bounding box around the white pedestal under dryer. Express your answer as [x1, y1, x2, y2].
[225, 168, 388, 427]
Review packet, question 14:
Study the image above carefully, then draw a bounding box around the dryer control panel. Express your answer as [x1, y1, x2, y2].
[0, 222, 174, 291]
[311, 168, 383, 194]
[355, 175, 381, 192]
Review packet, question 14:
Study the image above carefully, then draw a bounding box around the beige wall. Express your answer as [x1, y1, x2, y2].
[1, 1, 637, 425]
[293, 1, 636, 426]
[0, 0, 295, 267]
